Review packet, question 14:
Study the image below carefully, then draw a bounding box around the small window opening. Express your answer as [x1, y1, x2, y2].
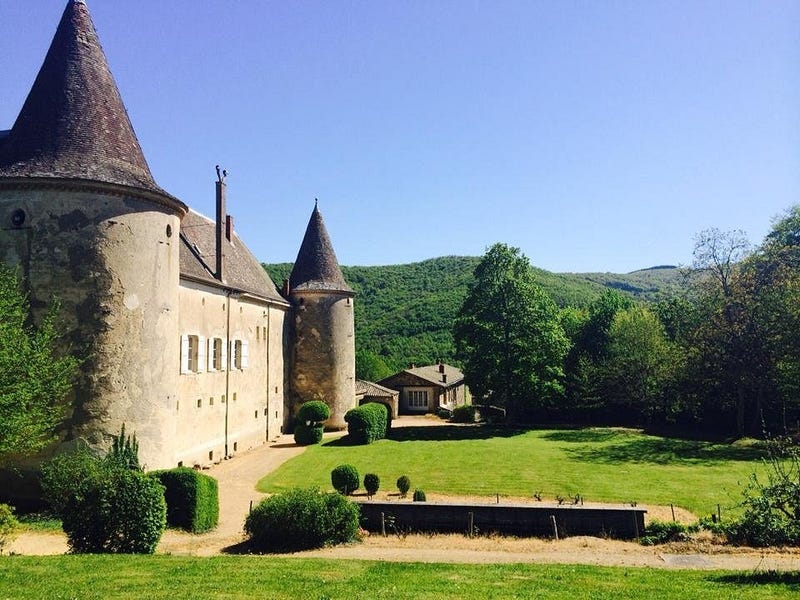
[208, 451, 213, 461]
[196, 398, 202, 408]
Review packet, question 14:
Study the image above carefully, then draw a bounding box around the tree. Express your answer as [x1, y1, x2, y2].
[454, 244, 568, 421]
[0, 265, 78, 463]
[355, 348, 393, 381]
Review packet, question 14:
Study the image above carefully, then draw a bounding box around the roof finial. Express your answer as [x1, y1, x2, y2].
[315, 198, 318, 208]
[216, 164, 228, 183]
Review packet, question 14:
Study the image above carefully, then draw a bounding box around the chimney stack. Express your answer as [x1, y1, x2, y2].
[215, 165, 227, 281]
[438, 362, 445, 374]
[442, 373, 447, 384]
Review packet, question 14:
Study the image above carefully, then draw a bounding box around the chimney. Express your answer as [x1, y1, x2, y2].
[442, 373, 447, 384]
[215, 165, 227, 281]
[438, 362, 445, 374]
[226, 214, 234, 241]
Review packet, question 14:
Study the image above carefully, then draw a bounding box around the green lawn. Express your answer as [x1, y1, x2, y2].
[258, 426, 767, 516]
[0, 556, 797, 599]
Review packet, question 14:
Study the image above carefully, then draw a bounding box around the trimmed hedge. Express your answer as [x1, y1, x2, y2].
[397, 475, 411, 497]
[294, 423, 324, 446]
[364, 473, 380, 497]
[244, 487, 359, 552]
[297, 401, 330, 425]
[62, 468, 166, 554]
[413, 489, 427, 502]
[344, 402, 388, 445]
[150, 468, 219, 533]
[331, 464, 360, 495]
[451, 405, 477, 423]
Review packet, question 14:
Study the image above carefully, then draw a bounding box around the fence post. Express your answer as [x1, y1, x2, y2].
[550, 515, 559, 541]
[381, 512, 386, 537]
[468, 512, 474, 538]
[670, 504, 675, 522]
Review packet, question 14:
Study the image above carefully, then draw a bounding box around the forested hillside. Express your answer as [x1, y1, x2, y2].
[263, 257, 685, 375]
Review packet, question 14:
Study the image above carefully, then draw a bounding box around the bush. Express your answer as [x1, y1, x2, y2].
[297, 401, 330, 425]
[40, 447, 105, 516]
[364, 473, 380, 498]
[62, 468, 166, 554]
[331, 464, 360, 495]
[639, 519, 696, 545]
[451, 405, 477, 423]
[244, 487, 359, 552]
[344, 403, 388, 445]
[150, 468, 219, 533]
[294, 423, 324, 446]
[107, 424, 141, 471]
[397, 475, 411, 497]
[0, 504, 18, 554]
[413, 489, 427, 502]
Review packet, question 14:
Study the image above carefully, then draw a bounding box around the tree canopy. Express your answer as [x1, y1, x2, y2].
[454, 243, 569, 420]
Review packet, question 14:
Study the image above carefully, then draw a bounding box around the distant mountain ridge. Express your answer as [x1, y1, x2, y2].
[264, 257, 685, 372]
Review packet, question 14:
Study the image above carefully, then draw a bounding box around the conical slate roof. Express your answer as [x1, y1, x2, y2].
[0, 0, 162, 192]
[289, 203, 352, 293]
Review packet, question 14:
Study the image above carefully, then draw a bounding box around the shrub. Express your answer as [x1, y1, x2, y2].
[297, 401, 330, 425]
[107, 424, 141, 471]
[413, 489, 427, 502]
[62, 468, 166, 554]
[364, 473, 380, 498]
[244, 487, 359, 552]
[40, 447, 105, 516]
[294, 423, 324, 446]
[331, 464, 360, 495]
[150, 468, 219, 533]
[0, 504, 18, 554]
[724, 436, 800, 547]
[451, 405, 477, 423]
[397, 475, 411, 497]
[639, 519, 696, 545]
[344, 403, 388, 445]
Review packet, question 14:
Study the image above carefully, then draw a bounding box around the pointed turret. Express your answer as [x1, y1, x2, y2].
[289, 202, 352, 293]
[0, 0, 161, 192]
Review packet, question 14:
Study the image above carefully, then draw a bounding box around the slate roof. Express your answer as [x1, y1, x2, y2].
[355, 380, 399, 398]
[0, 0, 165, 194]
[179, 210, 287, 305]
[289, 203, 352, 293]
[379, 364, 465, 390]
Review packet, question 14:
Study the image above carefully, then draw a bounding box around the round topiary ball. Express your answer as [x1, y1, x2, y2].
[331, 464, 360, 495]
[297, 401, 330, 425]
[294, 423, 324, 446]
[413, 489, 427, 502]
[364, 473, 380, 497]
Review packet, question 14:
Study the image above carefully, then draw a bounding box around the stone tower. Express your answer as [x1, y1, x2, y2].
[288, 203, 355, 430]
[0, 0, 187, 467]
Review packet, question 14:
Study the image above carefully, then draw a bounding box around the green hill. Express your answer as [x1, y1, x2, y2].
[264, 258, 685, 373]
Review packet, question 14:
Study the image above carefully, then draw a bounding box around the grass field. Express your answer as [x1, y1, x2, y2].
[257, 426, 767, 517]
[0, 556, 797, 599]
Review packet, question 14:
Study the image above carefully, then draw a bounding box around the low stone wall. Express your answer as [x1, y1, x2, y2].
[356, 501, 646, 540]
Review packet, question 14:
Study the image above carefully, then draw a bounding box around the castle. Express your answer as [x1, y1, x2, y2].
[0, 0, 355, 471]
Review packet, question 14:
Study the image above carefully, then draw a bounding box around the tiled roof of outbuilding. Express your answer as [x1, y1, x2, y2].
[0, 0, 164, 194]
[289, 203, 352, 293]
[179, 210, 288, 305]
[355, 380, 399, 398]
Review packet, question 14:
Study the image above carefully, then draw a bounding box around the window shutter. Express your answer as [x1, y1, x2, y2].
[241, 340, 249, 369]
[206, 338, 215, 371]
[197, 336, 206, 373]
[221, 339, 228, 371]
[180, 335, 190, 374]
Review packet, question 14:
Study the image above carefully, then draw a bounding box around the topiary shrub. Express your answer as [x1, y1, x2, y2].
[451, 405, 477, 423]
[62, 468, 167, 554]
[413, 489, 427, 502]
[297, 400, 331, 425]
[244, 487, 359, 552]
[0, 504, 18, 554]
[294, 423, 324, 446]
[397, 475, 411, 497]
[364, 473, 380, 498]
[150, 468, 219, 533]
[331, 464, 360, 495]
[344, 403, 388, 445]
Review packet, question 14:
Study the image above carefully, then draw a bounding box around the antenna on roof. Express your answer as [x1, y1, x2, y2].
[215, 164, 228, 183]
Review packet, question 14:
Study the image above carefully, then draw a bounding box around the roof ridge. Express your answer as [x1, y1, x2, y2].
[0, 0, 164, 193]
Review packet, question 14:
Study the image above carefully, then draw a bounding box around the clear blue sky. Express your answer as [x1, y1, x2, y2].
[2, 1, 798, 273]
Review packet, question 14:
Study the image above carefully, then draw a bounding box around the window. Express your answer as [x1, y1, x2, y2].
[208, 337, 225, 371]
[196, 398, 202, 408]
[407, 389, 429, 409]
[180, 335, 205, 374]
[232, 339, 249, 370]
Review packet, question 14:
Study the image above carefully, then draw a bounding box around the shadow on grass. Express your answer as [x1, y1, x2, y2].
[713, 571, 800, 589]
[546, 430, 766, 465]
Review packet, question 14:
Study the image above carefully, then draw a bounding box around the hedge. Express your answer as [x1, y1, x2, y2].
[294, 423, 324, 446]
[244, 487, 359, 552]
[344, 402, 388, 445]
[296, 401, 330, 425]
[150, 468, 219, 533]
